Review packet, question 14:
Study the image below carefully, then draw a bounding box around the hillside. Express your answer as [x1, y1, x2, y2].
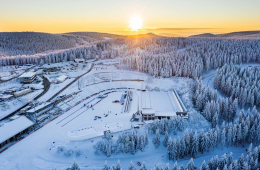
[0, 32, 120, 57]
[0, 32, 78, 56]
[127, 32, 160, 38]
[218, 30, 260, 37]
[190, 30, 260, 38]
[190, 33, 217, 38]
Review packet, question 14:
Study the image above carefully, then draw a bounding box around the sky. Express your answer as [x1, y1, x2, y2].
[0, 0, 260, 36]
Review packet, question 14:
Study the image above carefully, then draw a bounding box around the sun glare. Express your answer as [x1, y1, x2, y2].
[129, 16, 143, 31]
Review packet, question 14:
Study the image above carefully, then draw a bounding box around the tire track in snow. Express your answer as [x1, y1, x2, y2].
[60, 97, 107, 127]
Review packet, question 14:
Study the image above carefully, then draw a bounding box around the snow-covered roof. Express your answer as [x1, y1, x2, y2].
[19, 72, 36, 78]
[142, 109, 155, 114]
[140, 91, 185, 116]
[141, 92, 151, 109]
[0, 116, 34, 144]
[26, 102, 52, 113]
[55, 75, 68, 82]
[14, 88, 31, 95]
[155, 112, 177, 117]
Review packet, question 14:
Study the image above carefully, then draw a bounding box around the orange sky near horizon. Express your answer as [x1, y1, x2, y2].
[0, 0, 260, 36]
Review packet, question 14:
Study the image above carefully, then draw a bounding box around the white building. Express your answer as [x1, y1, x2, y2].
[139, 89, 187, 120]
[13, 88, 32, 97]
[54, 75, 68, 84]
[0, 116, 34, 147]
[19, 72, 36, 83]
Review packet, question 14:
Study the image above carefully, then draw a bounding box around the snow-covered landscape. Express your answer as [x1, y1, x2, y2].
[1, 1, 260, 169]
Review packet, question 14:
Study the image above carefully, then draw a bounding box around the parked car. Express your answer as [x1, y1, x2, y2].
[134, 125, 140, 129]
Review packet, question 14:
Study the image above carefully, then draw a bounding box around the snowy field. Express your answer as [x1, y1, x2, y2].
[0, 58, 258, 170]
[0, 62, 211, 170]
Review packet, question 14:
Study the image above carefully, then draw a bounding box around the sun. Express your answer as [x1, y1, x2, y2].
[129, 16, 143, 31]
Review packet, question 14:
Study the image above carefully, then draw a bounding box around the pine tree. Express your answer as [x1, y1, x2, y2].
[163, 131, 169, 147]
[153, 129, 160, 148]
[164, 163, 169, 170]
[191, 132, 199, 158]
[227, 152, 233, 166]
[70, 158, 80, 170]
[200, 160, 207, 170]
[179, 165, 184, 170]
[107, 143, 111, 157]
[187, 158, 195, 170]
[172, 161, 178, 170]
[167, 137, 173, 160]
[116, 160, 121, 170]
[131, 140, 135, 155]
[221, 128, 226, 150]
[128, 161, 136, 170]
[111, 165, 115, 170]
[103, 161, 109, 170]
[140, 162, 147, 170]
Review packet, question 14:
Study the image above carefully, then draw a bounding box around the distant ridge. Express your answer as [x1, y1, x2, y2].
[190, 33, 217, 38]
[127, 32, 160, 38]
[190, 30, 260, 38]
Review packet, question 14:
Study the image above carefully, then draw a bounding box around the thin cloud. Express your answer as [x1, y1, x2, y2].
[145, 28, 222, 31]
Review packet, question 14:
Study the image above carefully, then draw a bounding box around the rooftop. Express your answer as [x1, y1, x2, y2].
[19, 72, 36, 78]
[55, 75, 68, 82]
[26, 102, 52, 113]
[140, 91, 185, 117]
[0, 116, 34, 144]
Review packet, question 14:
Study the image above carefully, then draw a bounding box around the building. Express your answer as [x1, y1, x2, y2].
[13, 88, 32, 97]
[74, 59, 85, 63]
[0, 116, 34, 148]
[139, 89, 187, 120]
[26, 102, 53, 118]
[19, 72, 36, 83]
[54, 75, 68, 84]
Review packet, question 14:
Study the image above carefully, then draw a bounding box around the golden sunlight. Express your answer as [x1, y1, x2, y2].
[129, 16, 143, 31]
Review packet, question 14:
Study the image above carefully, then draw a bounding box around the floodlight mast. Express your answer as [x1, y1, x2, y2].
[135, 30, 139, 82]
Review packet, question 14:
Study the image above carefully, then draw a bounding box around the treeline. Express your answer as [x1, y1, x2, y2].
[0, 32, 122, 57]
[94, 129, 149, 157]
[194, 79, 238, 124]
[214, 64, 260, 107]
[121, 37, 260, 79]
[0, 32, 77, 56]
[165, 106, 260, 162]
[0, 39, 121, 66]
[64, 144, 260, 170]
